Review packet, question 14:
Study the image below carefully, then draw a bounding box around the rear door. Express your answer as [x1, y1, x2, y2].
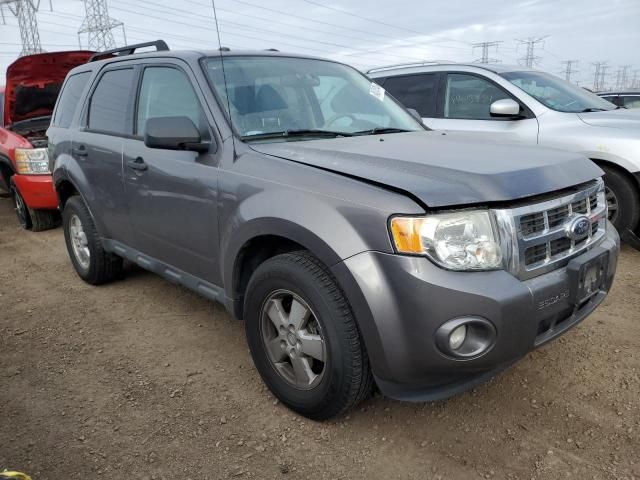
[72, 66, 136, 244]
[122, 62, 221, 284]
[427, 72, 539, 143]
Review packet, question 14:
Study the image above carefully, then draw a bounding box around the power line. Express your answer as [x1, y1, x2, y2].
[78, 0, 125, 50]
[516, 36, 548, 68]
[472, 41, 502, 64]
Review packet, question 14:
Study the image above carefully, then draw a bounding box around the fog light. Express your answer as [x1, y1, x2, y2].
[449, 325, 467, 350]
[435, 317, 496, 360]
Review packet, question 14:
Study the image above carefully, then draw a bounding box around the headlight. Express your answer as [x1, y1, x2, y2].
[15, 148, 50, 174]
[390, 211, 503, 271]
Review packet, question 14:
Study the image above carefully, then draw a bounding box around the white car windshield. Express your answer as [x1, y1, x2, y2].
[501, 71, 617, 113]
[203, 55, 423, 140]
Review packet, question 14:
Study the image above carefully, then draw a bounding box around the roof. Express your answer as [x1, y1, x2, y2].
[597, 90, 640, 95]
[366, 62, 532, 76]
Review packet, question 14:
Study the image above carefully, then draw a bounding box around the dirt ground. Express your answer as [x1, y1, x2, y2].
[0, 197, 639, 480]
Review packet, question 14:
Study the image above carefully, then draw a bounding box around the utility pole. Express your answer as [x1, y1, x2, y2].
[472, 41, 502, 64]
[0, 0, 46, 56]
[78, 0, 126, 51]
[560, 60, 579, 83]
[516, 36, 548, 68]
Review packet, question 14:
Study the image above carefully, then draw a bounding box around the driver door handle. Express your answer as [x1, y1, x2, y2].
[127, 156, 148, 171]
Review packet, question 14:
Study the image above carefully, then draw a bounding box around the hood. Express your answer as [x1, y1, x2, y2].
[577, 108, 640, 130]
[4, 51, 94, 126]
[250, 131, 603, 207]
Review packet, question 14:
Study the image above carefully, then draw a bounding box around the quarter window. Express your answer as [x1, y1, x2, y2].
[444, 73, 512, 120]
[383, 74, 438, 117]
[53, 71, 91, 128]
[88, 68, 135, 134]
[136, 67, 204, 135]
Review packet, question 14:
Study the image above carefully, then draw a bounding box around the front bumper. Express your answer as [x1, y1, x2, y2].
[331, 224, 619, 402]
[12, 174, 58, 210]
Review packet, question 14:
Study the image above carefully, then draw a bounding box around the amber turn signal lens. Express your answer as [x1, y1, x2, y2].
[390, 217, 424, 254]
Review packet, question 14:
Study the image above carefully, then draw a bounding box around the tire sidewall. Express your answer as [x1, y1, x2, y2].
[602, 166, 640, 232]
[62, 197, 97, 281]
[11, 185, 31, 230]
[245, 258, 351, 416]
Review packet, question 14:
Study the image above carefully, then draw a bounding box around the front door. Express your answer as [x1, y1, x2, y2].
[123, 64, 220, 284]
[427, 72, 539, 144]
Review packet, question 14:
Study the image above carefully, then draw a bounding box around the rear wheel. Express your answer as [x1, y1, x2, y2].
[62, 195, 123, 285]
[244, 251, 373, 420]
[601, 165, 640, 233]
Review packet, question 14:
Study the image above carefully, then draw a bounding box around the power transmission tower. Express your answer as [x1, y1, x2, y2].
[591, 61, 608, 91]
[516, 36, 548, 68]
[560, 60, 579, 83]
[632, 70, 640, 89]
[472, 41, 502, 64]
[78, 0, 126, 51]
[616, 65, 632, 89]
[0, 0, 47, 56]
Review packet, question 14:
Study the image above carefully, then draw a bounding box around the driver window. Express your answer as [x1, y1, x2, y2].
[136, 66, 204, 135]
[444, 73, 512, 120]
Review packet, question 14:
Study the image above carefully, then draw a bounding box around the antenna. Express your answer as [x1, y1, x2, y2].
[211, 0, 236, 158]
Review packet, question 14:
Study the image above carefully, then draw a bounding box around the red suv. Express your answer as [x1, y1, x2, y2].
[0, 51, 93, 230]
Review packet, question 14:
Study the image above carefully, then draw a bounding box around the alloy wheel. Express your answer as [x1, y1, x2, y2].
[605, 186, 619, 224]
[69, 214, 91, 269]
[13, 189, 29, 228]
[259, 289, 326, 390]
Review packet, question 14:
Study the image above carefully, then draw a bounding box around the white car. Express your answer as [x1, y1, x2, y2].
[368, 63, 640, 242]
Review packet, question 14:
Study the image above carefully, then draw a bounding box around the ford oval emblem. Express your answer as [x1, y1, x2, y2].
[567, 215, 591, 241]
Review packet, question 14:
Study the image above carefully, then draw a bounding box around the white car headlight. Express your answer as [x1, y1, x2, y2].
[15, 148, 50, 175]
[390, 211, 503, 271]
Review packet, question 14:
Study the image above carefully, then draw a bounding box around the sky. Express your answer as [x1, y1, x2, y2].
[0, 0, 639, 89]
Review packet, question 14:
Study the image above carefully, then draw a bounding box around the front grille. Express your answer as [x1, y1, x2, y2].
[495, 180, 607, 280]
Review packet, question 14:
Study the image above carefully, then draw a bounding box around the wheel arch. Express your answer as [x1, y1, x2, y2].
[590, 158, 640, 189]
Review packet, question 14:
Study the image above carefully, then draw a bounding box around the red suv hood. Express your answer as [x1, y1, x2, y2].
[4, 51, 94, 126]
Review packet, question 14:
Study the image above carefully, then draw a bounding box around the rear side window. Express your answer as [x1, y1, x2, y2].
[383, 74, 438, 117]
[622, 96, 640, 109]
[52, 72, 91, 128]
[88, 68, 135, 135]
[136, 66, 203, 135]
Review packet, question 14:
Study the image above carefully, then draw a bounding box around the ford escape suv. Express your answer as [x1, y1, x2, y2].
[49, 42, 619, 420]
[368, 63, 640, 247]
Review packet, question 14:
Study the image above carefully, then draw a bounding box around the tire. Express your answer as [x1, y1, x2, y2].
[62, 195, 123, 285]
[11, 185, 32, 230]
[244, 251, 373, 420]
[28, 208, 60, 232]
[601, 165, 640, 233]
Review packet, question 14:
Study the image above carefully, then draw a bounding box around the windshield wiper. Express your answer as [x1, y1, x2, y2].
[580, 108, 607, 112]
[241, 129, 353, 141]
[353, 127, 412, 136]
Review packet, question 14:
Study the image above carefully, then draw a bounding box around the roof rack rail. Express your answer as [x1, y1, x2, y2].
[366, 60, 455, 74]
[89, 40, 169, 62]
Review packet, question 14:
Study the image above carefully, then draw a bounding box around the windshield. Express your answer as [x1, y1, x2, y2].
[500, 71, 617, 113]
[203, 56, 423, 140]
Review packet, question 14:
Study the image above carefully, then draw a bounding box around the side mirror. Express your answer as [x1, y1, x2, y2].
[407, 108, 422, 121]
[144, 116, 210, 153]
[490, 98, 522, 118]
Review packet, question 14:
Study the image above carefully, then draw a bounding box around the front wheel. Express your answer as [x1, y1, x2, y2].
[11, 182, 60, 231]
[244, 251, 373, 420]
[601, 165, 640, 233]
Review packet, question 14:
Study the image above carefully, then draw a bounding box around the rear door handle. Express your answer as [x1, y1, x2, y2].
[72, 145, 88, 157]
[127, 156, 148, 171]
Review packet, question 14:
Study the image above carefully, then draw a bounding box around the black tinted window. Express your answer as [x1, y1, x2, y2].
[383, 74, 437, 117]
[622, 96, 640, 109]
[136, 67, 203, 135]
[52, 72, 91, 128]
[88, 68, 134, 134]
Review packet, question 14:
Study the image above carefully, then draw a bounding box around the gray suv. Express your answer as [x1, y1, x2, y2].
[49, 42, 619, 420]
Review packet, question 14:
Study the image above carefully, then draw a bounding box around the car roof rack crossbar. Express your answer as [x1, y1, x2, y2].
[89, 40, 170, 62]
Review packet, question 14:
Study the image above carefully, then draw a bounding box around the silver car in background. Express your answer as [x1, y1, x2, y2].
[368, 63, 640, 243]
